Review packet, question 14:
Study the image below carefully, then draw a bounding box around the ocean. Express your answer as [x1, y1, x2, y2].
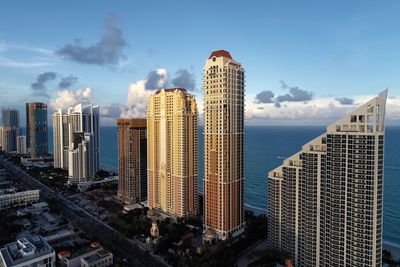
[48, 126, 400, 248]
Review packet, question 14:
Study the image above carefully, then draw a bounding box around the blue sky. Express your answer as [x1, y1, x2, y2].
[0, 0, 399, 125]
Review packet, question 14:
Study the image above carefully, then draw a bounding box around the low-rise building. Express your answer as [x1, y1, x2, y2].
[0, 189, 39, 210]
[58, 242, 112, 267]
[81, 249, 113, 267]
[17, 202, 48, 216]
[0, 235, 55, 267]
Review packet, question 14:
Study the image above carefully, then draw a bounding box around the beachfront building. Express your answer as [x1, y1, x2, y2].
[52, 104, 99, 184]
[203, 50, 245, 240]
[117, 118, 147, 204]
[147, 88, 198, 218]
[268, 91, 387, 266]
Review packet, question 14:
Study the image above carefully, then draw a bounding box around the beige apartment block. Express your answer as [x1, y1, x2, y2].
[147, 88, 198, 218]
[268, 90, 387, 267]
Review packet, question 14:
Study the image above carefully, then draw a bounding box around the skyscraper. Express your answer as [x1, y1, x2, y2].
[52, 109, 70, 169]
[52, 104, 99, 184]
[268, 91, 387, 267]
[117, 118, 147, 204]
[68, 132, 95, 184]
[147, 88, 198, 218]
[0, 127, 2, 149]
[26, 103, 48, 158]
[2, 108, 19, 127]
[203, 50, 245, 240]
[1, 108, 20, 153]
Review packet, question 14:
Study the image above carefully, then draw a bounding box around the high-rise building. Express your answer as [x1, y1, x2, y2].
[147, 88, 198, 218]
[1, 108, 20, 153]
[203, 50, 245, 240]
[117, 118, 147, 204]
[2, 108, 19, 127]
[52, 109, 70, 169]
[26, 103, 48, 158]
[0, 127, 2, 149]
[68, 132, 95, 184]
[268, 91, 387, 267]
[16, 135, 27, 154]
[52, 104, 99, 184]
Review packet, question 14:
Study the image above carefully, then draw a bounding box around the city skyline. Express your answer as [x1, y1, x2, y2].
[1, 1, 400, 126]
[0, 2, 399, 266]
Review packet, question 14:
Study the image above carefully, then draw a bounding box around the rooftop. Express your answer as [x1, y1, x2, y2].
[208, 50, 233, 59]
[0, 236, 54, 266]
[82, 249, 112, 263]
[155, 88, 187, 94]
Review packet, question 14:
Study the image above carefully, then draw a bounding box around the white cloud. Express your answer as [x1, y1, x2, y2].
[0, 41, 54, 54]
[246, 93, 400, 125]
[120, 68, 169, 118]
[0, 57, 52, 68]
[120, 80, 153, 118]
[50, 88, 94, 110]
[0, 41, 54, 68]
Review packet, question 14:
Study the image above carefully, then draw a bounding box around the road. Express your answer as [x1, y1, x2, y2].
[0, 156, 169, 267]
[236, 239, 268, 267]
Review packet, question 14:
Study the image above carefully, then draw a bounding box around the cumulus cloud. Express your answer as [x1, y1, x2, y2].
[121, 80, 153, 118]
[58, 75, 78, 89]
[144, 69, 169, 90]
[335, 97, 355, 105]
[171, 69, 196, 90]
[56, 13, 128, 66]
[101, 103, 125, 119]
[253, 81, 313, 107]
[50, 88, 94, 110]
[122, 67, 199, 118]
[31, 72, 57, 97]
[274, 81, 313, 107]
[255, 90, 275, 103]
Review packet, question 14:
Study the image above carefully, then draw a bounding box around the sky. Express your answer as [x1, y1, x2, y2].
[0, 0, 399, 126]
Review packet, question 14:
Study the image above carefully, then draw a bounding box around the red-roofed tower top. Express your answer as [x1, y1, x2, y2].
[208, 50, 232, 59]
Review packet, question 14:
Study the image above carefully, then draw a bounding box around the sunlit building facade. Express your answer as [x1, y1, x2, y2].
[203, 50, 245, 240]
[147, 88, 198, 218]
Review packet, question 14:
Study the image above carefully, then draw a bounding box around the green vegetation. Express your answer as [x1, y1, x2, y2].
[112, 208, 152, 238]
[248, 249, 289, 267]
[383, 249, 400, 266]
[195, 213, 268, 265]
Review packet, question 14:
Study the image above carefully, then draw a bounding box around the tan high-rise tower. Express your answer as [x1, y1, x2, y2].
[117, 118, 147, 204]
[203, 50, 245, 240]
[147, 88, 198, 218]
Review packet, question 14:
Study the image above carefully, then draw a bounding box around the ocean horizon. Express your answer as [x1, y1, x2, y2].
[47, 125, 400, 248]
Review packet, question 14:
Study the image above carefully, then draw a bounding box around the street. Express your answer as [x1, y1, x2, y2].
[0, 156, 169, 267]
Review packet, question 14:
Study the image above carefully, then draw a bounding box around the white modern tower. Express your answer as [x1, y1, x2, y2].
[268, 91, 387, 267]
[52, 104, 99, 184]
